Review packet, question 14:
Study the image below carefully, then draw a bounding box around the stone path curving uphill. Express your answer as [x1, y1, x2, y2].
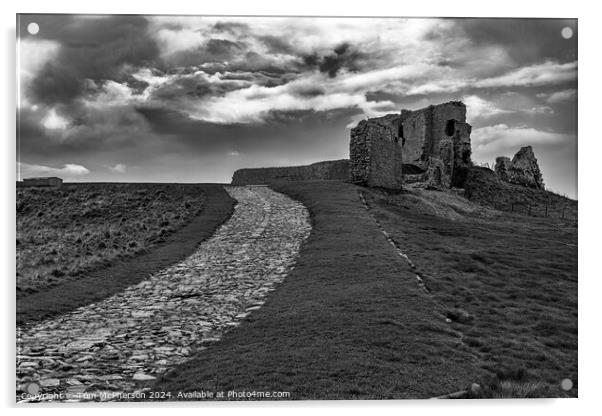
[16, 186, 311, 402]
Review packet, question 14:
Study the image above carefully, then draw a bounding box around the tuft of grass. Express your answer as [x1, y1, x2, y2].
[470, 380, 554, 399]
[466, 367, 562, 399]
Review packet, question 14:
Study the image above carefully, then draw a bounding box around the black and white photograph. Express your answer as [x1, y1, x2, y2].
[12, 8, 582, 406]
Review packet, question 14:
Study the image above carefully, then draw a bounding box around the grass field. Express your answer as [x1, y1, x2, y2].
[154, 181, 486, 399]
[362, 186, 578, 398]
[17, 183, 235, 325]
[17, 183, 207, 295]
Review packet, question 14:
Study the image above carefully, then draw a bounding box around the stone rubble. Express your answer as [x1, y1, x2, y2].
[16, 186, 311, 402]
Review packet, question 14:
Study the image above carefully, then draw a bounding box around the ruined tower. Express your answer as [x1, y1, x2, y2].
[349, 117, 403, 189]
[398, 101, 472, 188]
[349, 101, 473, 189]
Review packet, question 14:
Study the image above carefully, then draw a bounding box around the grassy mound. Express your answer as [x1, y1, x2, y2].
[17, 184, 235, 325]
[153, 181, 483, 400]
[363, 186, 577, 397]
[464, 166, 577, 221]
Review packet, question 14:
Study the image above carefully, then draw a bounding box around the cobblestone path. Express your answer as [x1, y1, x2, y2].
[16, 186, 311, 402]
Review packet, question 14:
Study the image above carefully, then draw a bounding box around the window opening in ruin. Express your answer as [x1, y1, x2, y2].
[398, 124, 405, 146]
[445, 119, 456, 136]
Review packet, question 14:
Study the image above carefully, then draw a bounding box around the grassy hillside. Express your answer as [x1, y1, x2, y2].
[17, 183, 235, 325]
[17, 183, 207, 295]
[363, 186, 577, 398]
[17, 179, 576, 398]
[464, 166, 577, 221]
[154, 181, 485, 400]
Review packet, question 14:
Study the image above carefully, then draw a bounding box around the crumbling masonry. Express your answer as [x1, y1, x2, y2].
[495, 146, 545, 190]
[350, 101, 472, 190]
[349, 117, 403, 189]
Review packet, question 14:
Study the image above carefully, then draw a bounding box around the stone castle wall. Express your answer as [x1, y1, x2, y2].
[399, 101, 471, 179]
[349, 118, 403, 189]
[399, 109, 430, 167]
[430, 102, 467, 156]
[231, 159, 350, 185]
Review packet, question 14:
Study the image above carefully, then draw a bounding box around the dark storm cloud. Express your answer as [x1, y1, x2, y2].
[239, 51, 292, 74]
[123, 75, 150, 95]
[257, 35, 295, 54]
[165, 39, 296, 76]
[135, 105, 355, 156]
[206, 38, 243, 58]
[134, 105, 278, 155]
[29, 64, 85, 105]
[168, 38, 246, 67]
[219, 70, 294, 87]
[22, 15, 159, 105]
[211, 21, 250, 36]
[18, 107, 96, 158]
[17, 108, 46, 148]
[263, 108, 359, 126]
[135, 106, 216, 136]
[289, 85, 326, 98]
[150, 74, 247, 101]
[18, 102, 154, 161]
[302, 43, 365, 78]
[454, 18, 577, 65]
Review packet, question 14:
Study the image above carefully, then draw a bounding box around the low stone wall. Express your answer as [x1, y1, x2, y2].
[231, 159, 349, 185]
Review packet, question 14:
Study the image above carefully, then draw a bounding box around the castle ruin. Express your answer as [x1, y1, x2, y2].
[231, 100, 546, 194]
[494, 146, 545, 190]
[349, 116, 403, 189]
[349, 101, 472, 190]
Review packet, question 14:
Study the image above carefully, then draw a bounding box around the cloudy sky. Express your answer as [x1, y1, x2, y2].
[17, 15, 577, 198]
